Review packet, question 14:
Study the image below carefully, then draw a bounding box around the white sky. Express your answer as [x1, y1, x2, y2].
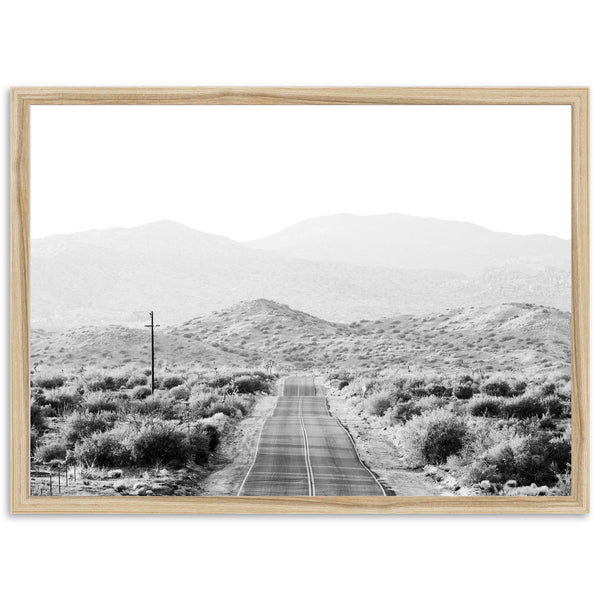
[31, 104, 571, 241]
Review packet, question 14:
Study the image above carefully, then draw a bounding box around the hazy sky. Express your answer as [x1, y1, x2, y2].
[31, 104, 571, 240]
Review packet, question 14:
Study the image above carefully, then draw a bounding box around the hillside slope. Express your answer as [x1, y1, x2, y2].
[32, 299, 571, 377]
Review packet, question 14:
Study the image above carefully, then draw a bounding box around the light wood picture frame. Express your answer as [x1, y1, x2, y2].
[11, 87, 589, 514]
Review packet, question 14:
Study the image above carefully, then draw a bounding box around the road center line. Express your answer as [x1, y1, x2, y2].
[299, 395, 315, 496]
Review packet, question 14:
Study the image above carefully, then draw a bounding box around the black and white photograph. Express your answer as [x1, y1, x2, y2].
[28, 104, 573, 498]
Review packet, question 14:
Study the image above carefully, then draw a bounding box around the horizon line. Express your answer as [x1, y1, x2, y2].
[31, 213, 572, 242]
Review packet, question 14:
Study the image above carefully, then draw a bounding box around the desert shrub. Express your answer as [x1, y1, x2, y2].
[502, 395, 546, 419]
[466, 432, 570, 487]
[541, 396, 564, 418]
[74, 432, 131, 467]
[35, 441, 67, 462]
[233, 375, 270, 394]
[469, 397, 504, 417]
[200, 400, 237, 418]
[171, 385, 190, 401]
[208, 375, 233, 389]
[554, 471, 572, 495]
[30, 403, 47, 432]
[427, 383, 452, 398]
[390, 400, 421, 423]
[130, 423, 191, 467]
[402, 410, 469, 466]
[453, 383, 474, 400]
[82, 391, 118, 413]
[127, 374, 148, 387]
[555, 379, 572, 400]
[131, 385, 152, 400]
[39, 405, 57, 418]
[31, 428, 40, 451]
[30, 386, 46, 404]
[365, 391, 394, 416]
[64, 411, 113, 444]
[511, 380, 528, 396]
[406, 377, 425, 389]
[481, 378, 512, 397]
[189, 393, 219, 418]
[516, 433, 570, 485]
[201, 424, 220, 451]
[538, 415, 557, 430]
[465, 441, 517, 485]
[161, 375, 185, 390]
[42, 386, 82, 414]
[398, 389, 414, 402]
[131, 397, 177, 419]
[541, 382, 557, 396]
[187, 424, 220, 464]
[207, 395, 251, 418]
[87, 374, 128, 392]
[32, 374, 66, 389]
[188, 426, 211, 464]
[410, 387, 429, 398]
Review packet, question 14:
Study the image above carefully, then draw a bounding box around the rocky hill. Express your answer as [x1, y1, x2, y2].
[32, 299, 571, 376]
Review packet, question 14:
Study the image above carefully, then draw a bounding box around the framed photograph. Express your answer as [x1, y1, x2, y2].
[11, 87, 589, 514]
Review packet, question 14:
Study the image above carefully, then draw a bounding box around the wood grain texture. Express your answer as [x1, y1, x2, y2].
[10, 87, 589, 514]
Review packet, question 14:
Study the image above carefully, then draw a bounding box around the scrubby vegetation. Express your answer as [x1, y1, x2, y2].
[30, 366, 275, 494]
[328, 369, 572, 495]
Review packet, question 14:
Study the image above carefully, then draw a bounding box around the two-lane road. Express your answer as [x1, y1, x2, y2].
[238, 376, 386, 496]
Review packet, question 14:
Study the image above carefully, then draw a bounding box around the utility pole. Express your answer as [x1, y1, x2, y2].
[145, 311, 160, 394]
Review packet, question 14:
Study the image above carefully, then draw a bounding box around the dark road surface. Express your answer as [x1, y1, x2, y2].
[238, 376, 386, 496]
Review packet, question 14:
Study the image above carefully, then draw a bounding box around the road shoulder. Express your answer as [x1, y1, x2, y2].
[326, 393, 442, 496]
[199, 392, 277, 496]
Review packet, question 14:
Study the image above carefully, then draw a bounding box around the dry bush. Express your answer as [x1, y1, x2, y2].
[74, 431, 131, 468]
[453, 383, 474, 400]
[502, 395, 546, 419]
[86, 373, 128, 392]
[390, 400, 421, 423]
[30, 403, 47, 432]
[171, 385, 190, 401]
[161, 375, 185, 390]
[469, 396, 504, 417]
[131, 385, 152, 400]
[64, 411, 114, 444]
[481, 378, 512, 397]
[130, 396, 177, 419]
[187, 424, 221, 465]
[233, 375, 270, 394]
[400, 409, 469, 467]
[129, 421, 191, 467]
[35, 441, 67, 463]
[32, 374, 66, 390]
[81, 391, 119, 413]
[41, 386, 82, 414]
[463, 431, 570, 487]
[127, 374, 148, 387]
[365, 390, 394, 416]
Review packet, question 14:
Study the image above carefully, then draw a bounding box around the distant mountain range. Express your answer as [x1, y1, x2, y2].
[31, 215, 571, 329]
[31, 299, 571, 376]
[244, 213, 570, 274]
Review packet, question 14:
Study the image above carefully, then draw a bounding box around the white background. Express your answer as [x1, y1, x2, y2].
[31, 104, 571, 240]
[1, 2, 596, 600]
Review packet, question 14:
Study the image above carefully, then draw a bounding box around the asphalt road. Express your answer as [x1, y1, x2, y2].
[238, 375, 386, 496]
